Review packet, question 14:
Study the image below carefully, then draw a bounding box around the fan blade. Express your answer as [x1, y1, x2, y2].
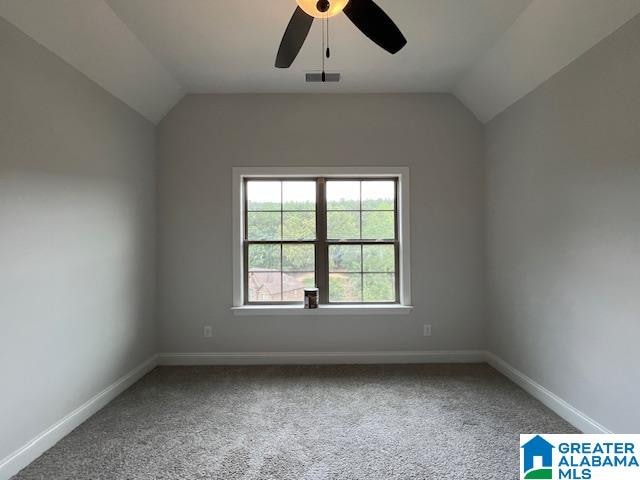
[343, 0, 407, 54]
[275, 7, 314, 68]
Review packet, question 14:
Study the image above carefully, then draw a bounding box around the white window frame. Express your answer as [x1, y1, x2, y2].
[231, 167, 412, 316]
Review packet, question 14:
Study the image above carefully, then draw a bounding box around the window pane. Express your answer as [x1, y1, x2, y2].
[327, 181, 360, 210]
[247, 212, 281, 240]
[361, 181, 395, 210]
[247, 181, 280, 211]
[282, 272, 315, 301]
[282, 212, 315, 240]
[327, 211, 360, 239]
[283, 244, 314, 271]
[361, 211, 394, 239]
[363, 245, 395, 272]
[283, 181, 315, 211]
[363, 273, 395, 302]
[248, 271, 281, 301]
[248, 244, 280, 271]
[329, 273, 362, 302]
[329, 245, 361, 272]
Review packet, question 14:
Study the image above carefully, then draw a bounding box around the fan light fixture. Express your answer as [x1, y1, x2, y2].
[295, 0, 349, 18]
[276, 0, 406, 69]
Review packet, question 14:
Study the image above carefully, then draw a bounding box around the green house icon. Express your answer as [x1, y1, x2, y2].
[521, 435, 554, 479]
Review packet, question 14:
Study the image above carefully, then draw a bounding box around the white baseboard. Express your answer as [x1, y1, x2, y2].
[157, 350, 487, 366]
[0, 355, 158, 480]
[485, 352, 611, 434]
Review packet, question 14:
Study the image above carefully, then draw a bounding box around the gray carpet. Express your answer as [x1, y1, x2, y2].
[14, 364, 577, 479]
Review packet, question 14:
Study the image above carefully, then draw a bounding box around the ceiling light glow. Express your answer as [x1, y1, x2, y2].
[295, 0, 349, 18]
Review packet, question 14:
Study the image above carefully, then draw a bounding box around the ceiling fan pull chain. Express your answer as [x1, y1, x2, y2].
[321, 14, 326, 81]
[326, 17, 331, 58]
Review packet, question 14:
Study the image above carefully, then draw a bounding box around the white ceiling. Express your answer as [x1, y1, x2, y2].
[104, 0, 530, 94]
[1, 0, 639, 124]
[0, 0, 184, 123]
[456, 0, 640, 122]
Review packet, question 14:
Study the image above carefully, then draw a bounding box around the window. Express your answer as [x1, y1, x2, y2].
[245, 180, 317, 303]
[326, 180, 397, 303]
[232, 167, 411, 313]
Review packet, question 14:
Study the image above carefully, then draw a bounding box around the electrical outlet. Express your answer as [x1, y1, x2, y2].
[203, 326, 212, 338]
[423, 324, 432, 337]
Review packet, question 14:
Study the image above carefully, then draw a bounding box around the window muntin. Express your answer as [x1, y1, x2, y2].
[243, 177, 398, 305]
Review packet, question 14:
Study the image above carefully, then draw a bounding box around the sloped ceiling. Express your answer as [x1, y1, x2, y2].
[455, 0, 640, 123]
[0, 0, 184, 123]
[1, 0, 639, 124]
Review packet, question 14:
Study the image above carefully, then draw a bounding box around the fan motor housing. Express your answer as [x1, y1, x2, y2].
[316, 0, 330, 13]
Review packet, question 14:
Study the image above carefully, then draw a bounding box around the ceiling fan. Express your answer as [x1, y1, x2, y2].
[275, 0, 407, 68]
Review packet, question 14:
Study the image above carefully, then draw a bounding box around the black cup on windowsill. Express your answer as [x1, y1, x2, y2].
[304, 288, 319, 309]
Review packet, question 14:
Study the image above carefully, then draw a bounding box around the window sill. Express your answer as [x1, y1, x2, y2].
[231, 304, 413, 316]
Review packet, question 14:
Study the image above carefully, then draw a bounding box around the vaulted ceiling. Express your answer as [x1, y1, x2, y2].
[2, 0, 639, 124]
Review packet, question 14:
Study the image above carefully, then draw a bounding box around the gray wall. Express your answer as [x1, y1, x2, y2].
[484, 15, 640, 433]
[0, 18, 156, 461]
[157, 94, 486, 353]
